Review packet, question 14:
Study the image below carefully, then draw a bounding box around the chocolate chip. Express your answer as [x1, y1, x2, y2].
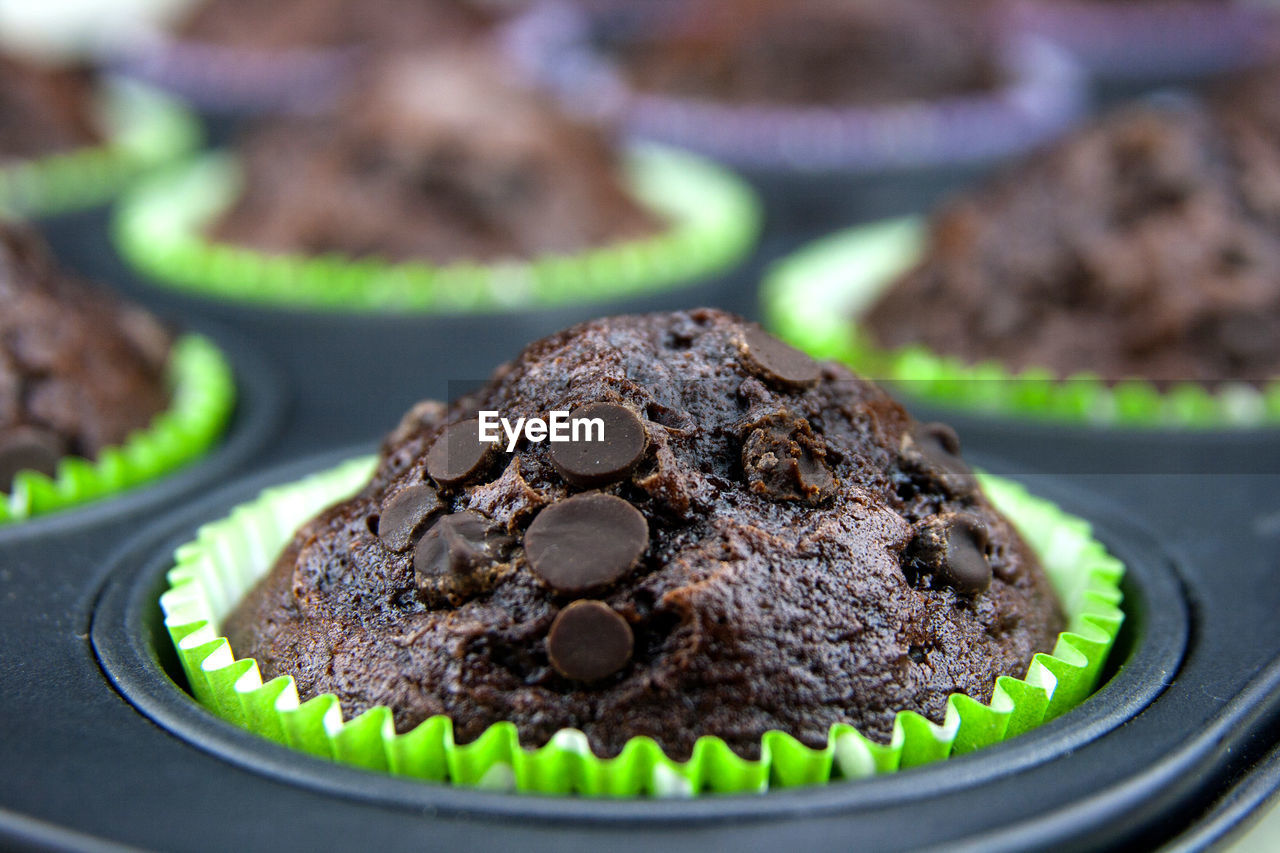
[426, 419, 497, 487]
[0, 427, 64, 492]
[940, 521, 992, 595]
[524, 493, 648, 593]
[917, 422, 961, 457]
[908, 422, 976, 491]
[377, 484, 442, 552]
[741, 327, 821, 386]
[547, 600, 633, 681]
[415, 512, 515, 607]
[414, 511, 510, 595]
[549, 402, 647, 488]
[905, 514, 992, 596]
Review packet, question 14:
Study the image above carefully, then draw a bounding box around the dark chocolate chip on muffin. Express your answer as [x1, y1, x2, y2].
[225, 309, 1063, 760]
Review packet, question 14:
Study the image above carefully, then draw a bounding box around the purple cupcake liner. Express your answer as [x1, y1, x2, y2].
[110, 28, 357, 115]
[1013, 1, 1280, 80]
[502, 2, 1087, 173]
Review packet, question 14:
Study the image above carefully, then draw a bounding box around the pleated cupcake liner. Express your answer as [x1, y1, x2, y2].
[112, 143, 762, 314]
[1012, 0, 1280, 80]
[111, 30, 355, 115]
[0, 78, 201, 218]
[160, 455, 1124, 797]
[762, 218, 1280, 429]
[502, 3, 1086, 172]
[1, 335, 236, 525]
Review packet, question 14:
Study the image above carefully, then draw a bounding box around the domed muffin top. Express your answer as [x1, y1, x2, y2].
[226, 309, 1062, 759]
[866, 69, 1280, 385]
[0, 224, 172, 491]
[207, 46, 659, 263]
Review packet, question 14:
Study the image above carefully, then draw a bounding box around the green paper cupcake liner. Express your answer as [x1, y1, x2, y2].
[763, 217, 1280, 429]
[160, 455, 1124, 797]
[113, 143, 762, 314]
[0, 78, 201, 218]
[1, 334, 235, 525]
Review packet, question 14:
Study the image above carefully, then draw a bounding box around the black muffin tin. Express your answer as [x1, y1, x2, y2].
[3, 179, 1280, 851]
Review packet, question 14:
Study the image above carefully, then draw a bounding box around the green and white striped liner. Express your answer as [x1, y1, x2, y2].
[160, 455, 1123, 796]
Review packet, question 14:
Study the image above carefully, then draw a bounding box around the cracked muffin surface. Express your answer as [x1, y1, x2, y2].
[226, 309, 1062, 759]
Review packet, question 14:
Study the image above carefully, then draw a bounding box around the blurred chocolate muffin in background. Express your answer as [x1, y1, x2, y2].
[864, 65, 1280, 386]
[505, 0, 1082, 234]
[208, 45, 660, 263]
[1012, 0, 1277, 83]
[612, 0, 1006, 106]
[175, 0, 499, 51]
[0, 53, 102, 161]
[1085, 0, 1230, 4]
[0, 222, 172, 492]
[1209, 60, 1280, 140]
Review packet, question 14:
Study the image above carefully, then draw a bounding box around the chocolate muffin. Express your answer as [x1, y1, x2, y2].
[0, 223, 172, 492]
[864, 80, 1280, 386]
[613, 0, 1004, 107]
[1066, 0, 1226, 5]
[0, 54, 101, 161]
[207, 47, 660, 264]
[176, 0, 497, 52]
[225, 309, 1063, 760]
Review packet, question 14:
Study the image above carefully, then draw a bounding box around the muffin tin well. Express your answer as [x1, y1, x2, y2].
[84, 450, 1181, 834]
[6, 63, 1280, 851]
[3, 251, 1277, 853]
[5, 198, 1279, 850]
